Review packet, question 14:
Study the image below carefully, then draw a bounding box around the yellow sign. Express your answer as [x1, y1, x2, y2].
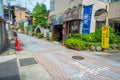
[102, 26, 109, 48]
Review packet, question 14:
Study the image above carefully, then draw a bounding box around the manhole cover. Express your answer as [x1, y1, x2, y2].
[19, 57, 37, 66]
[72, 56, 84, 60]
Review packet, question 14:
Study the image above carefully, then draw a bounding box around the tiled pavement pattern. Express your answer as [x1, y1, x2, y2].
[18, 33, 120, 80]
[33, 49, 120, 80]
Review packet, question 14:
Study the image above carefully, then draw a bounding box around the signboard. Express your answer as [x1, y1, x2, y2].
[82, 5, 93, 34]
[102, 26, 109, 48]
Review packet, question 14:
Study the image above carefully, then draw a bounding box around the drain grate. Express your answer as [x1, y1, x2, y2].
[19, 57, 37, 66]
[72, 56, 84, 60]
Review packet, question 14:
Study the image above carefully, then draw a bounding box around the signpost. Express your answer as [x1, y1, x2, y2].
[102, 26, 109, 48]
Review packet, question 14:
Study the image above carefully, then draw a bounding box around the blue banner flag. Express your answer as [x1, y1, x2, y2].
[82, 5, 93, 34]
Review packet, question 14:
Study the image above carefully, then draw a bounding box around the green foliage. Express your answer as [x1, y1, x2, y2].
[94, 28, 102, 42]
[64, 26, 120, 50]
[84, 41, 101, 47]
[65, 38, 84, 49]
[37, 33, 43, 38]
[18, 23, 23, 30]
[32, 3, 48, 27]
[115, 35, 120, 43]
[32, 32, 35, 36]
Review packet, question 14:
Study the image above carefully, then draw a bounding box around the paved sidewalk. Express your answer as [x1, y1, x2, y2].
[18, 33, 120, 80]
[0, 38, 20, 80]
[17, 40, 53, 80]
[0, 55, 20, 80]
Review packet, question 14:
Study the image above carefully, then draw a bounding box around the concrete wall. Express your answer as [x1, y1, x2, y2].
[49, 0, 109, 33]
[108, 1, 120, 19]
[0, 0, 4, 18]
[14, 7, 27, 22]
[49, 0, 82, 16]
[83, 0, 109, 32]
[0, 20, 8, 52]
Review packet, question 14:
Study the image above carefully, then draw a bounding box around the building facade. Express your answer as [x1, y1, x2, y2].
[0, 0, 8, 52]
[4, 6, 30, 27]
[0, 0, 4, 19]
[49, 0, 109, 41]
[108, 0, 120, 35]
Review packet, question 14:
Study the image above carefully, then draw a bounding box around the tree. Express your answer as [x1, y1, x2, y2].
[32, 3, 48, 28]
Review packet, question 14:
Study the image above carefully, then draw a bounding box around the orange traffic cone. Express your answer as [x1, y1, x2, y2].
[15, 38, 18, 47]
[16, 39, 21, 51]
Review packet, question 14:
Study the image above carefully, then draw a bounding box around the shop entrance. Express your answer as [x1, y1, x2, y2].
[53, 25, 63, 42]
[114, 23, 120, 35]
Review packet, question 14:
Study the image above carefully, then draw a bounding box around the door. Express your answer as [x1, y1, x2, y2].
[114, 23, 120, 34]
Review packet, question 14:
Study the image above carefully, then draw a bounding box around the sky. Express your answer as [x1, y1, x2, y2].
[3, 0, 50, 12]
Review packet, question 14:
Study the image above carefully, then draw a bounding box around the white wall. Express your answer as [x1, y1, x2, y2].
[49, 0, 82, 16]
[83, 0, 109, 32]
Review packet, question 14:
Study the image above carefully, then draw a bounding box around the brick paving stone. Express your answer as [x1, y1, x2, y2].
[33, 53, 71, 80]
[18, 33, 120, 80]
[33, 48, 120, 80]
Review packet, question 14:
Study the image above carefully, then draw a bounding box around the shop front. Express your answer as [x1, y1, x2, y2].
[52, 13, 64, 42]
[63, 6, 82, 40]
[109, 19, 120, 35]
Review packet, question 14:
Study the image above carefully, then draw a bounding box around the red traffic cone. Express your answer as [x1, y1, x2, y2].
[16, 39, 21, 51]
[15, 38, 18, 47]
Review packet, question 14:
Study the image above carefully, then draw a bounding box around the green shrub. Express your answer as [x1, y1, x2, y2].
[81, 34, 96, 42]
[64, 26, 120, 51]
[37, 33, 43, 38]
[94, 28, 102, 42]
[84, 41, 101, 47]
[69, 34, 82, 39]
[113, 35, 120, 43]
[32, 32, 35, 36]
[65, 38, 84, 49]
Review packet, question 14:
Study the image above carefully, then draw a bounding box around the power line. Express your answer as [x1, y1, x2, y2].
[28, 0, 34, 7]
[25, 0, 27, 8]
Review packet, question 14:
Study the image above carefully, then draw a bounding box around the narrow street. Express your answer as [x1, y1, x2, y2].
[18, 33, 120, 80]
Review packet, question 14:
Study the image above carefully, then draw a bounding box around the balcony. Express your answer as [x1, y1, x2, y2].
[108, 1, 120, 21]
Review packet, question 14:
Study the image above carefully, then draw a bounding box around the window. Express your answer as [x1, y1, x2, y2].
[111, 0, 119, 2]
[69, 21, 79, 33]
[96, 21, 105, 29]
[114, 23, 120, 35]
[100, 0, 110, 3]
[50, 0, 55, 10]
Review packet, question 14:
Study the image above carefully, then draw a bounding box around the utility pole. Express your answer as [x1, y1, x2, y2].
[8, 0, 11, 21]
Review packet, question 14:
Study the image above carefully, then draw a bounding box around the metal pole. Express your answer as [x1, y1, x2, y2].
[8, 0, 11, 21]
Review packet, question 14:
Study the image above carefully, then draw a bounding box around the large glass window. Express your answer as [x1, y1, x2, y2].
[69, 21, 79, 33]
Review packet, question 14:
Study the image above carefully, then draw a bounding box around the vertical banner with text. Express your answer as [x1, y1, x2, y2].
[82, 5, 93, 34]
[102, 26, 109, 48]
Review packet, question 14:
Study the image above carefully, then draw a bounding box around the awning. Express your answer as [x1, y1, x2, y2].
[109, 17, 120, 21]
[63, 7, 82, 21]
[66, 11, 72, 21]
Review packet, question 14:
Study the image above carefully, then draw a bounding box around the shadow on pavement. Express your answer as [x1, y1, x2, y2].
[0, 58, 20, 80]
[0, 42, 10, 55]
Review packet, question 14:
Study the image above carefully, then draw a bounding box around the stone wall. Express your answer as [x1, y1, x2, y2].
[0, 18, 8, 52]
